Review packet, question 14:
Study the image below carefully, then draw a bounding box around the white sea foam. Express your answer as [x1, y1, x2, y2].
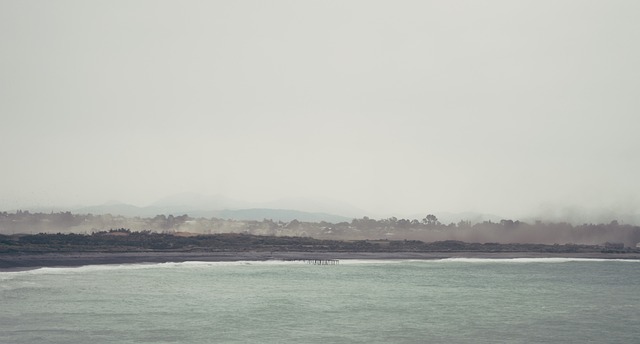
[0, 263, 164, 276]
[338, 259, 407, 265]
[2, 257, 637, 277]
[308, 257, 640, 265]
[0, 259, 313, 276]
[433, 257, 640, 263]
[159, 260, 310, 268]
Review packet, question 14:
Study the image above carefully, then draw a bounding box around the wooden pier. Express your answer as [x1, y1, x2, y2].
[304, 259, 339, 265]
[279, 259, 339, 265]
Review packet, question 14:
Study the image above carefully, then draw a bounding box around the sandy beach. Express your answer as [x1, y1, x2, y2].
[2, 251, 639, 271]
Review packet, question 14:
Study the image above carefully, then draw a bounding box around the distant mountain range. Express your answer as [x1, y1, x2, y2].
[67, 194, 508, 224]
[16, 193, 636, 225]
[67, 193, 358, 223]
[68, 205, 503, 225]
[72, 203, 351, 223]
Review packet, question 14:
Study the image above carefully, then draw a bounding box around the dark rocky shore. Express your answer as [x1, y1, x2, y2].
[2, 232, 639, 270]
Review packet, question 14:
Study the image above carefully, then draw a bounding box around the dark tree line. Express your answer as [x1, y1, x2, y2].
[1, 231, 634, 255]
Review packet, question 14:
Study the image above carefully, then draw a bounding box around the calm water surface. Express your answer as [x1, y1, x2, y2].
[1, 258, 639, 343]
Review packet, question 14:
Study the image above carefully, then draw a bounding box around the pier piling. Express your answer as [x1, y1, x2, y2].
[305, 259, 339, 265]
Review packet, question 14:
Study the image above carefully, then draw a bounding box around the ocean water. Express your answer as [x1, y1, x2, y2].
[1, 258, 639, 343]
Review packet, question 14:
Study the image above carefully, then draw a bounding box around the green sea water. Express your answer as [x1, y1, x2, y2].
[1, 258, 639, 343]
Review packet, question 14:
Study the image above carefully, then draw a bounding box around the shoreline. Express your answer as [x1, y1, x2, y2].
[2, 251, 640, 271]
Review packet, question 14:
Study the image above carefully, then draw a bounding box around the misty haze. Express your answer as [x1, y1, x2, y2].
[2, 1, 639, 224]
[2, 205, 640, 248]
[2, 1, 640, 343]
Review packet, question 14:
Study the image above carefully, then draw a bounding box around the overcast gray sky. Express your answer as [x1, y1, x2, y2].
[1, 0, 639, 219]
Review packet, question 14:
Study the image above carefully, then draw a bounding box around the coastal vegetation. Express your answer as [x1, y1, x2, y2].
[1, 210, 639, 247]
[0, 230, 635, 255]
